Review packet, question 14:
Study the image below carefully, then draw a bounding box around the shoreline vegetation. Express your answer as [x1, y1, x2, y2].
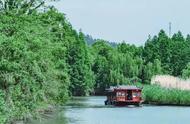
[142, 75, 190, 106]
[151, 75, 190, 90]
[1, 1, 190, 124]
[142, 84, 190, 106]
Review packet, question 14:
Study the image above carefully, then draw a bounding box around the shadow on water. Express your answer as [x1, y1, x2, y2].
[27, 108, 68, 124]
[27, 96, 190, 124]
[26, 97, 101, 124]
[27, 97, 102, 124]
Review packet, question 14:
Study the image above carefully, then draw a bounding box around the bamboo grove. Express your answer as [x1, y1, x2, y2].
[1, 1, 190, 123]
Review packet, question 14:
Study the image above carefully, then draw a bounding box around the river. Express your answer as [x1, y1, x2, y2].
[31, 96, 190, 124]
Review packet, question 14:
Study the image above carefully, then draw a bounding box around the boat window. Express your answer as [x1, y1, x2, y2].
[117, 92, 121, 96]
[122, 92, 125, 96]
[133, 92, 138, 97]
[117, 92, 125, 96]
[138, 92, 141, 97]
[133, 92, 141, 97]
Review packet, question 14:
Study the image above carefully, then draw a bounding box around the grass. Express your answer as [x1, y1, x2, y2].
[142, 84, 190, 105]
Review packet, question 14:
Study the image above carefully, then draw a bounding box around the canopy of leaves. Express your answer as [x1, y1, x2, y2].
[1, 1, 190, 123]
[0, 9, 94, 122]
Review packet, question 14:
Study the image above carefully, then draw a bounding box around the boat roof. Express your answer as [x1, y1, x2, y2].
[106, 85, 141, 91]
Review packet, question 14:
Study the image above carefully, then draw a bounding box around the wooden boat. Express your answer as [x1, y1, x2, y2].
[104, 85, 143, 106]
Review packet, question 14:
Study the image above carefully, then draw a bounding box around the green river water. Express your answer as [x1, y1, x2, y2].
[30, 96, 190, 124]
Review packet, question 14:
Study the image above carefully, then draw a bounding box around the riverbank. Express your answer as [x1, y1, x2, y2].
[9, 105, 54, 124]
[19, 96, 190, 124]
[4, 84, 190, 123]
[12, 105, 68, 124]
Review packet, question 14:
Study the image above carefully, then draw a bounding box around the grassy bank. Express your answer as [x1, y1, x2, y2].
[142, 85, 190, 106]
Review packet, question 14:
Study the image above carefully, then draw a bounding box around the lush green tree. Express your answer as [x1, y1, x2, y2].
[182, 63, 190, 79]
[0, 9, 78, 122]
[117, 42, 143, 57]
[141, 59, 162, 84]
[67, 32, 95, 96]
[143, 30, 190, 76]
[0, 91, 8, 124]
[169, 31, 190, 76]
[91, 41, 112, 93]
[143, 36, 160, 63]
[92, 41, 144, 92]
[0, 0, 46, 14]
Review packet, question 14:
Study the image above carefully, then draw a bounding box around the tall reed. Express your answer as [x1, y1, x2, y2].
[151, 75, 190, 90]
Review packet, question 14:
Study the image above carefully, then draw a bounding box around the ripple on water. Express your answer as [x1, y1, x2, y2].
[65, 96, 190, 124]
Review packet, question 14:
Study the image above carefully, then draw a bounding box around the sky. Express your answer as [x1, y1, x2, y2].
[49, 0, 190, 45]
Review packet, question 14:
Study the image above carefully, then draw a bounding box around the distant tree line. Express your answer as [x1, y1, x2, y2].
[0, 0, 190, 123]
[85, 34, 118, 47]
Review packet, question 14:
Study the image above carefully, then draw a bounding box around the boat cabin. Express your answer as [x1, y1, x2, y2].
[105, 85, 142, 106]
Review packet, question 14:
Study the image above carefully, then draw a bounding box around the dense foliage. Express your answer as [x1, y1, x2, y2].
[85, 34, 117, 47]
[0, 0, 46, 14]
[143, 30, 190, 76]
[0, 9, 94, 123]
[182, 63, 190, 79]
[1, 1, 190, 123]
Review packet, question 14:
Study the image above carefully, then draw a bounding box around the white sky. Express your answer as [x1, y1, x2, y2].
[49, 0, 190, 45]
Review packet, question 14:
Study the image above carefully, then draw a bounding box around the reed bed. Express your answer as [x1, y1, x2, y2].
[151, 75, 190, 90]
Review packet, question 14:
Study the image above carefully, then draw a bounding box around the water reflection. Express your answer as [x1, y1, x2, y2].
[30, 96, 190, 124]
[65, 96, 190, 124]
